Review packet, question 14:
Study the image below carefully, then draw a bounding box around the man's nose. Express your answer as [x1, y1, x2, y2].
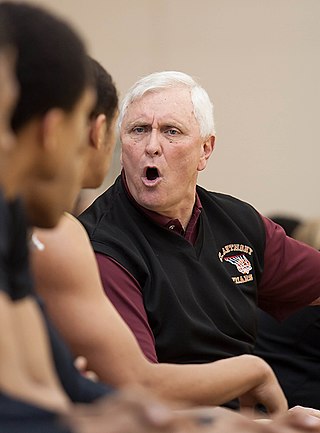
[145, 129, 161, 156]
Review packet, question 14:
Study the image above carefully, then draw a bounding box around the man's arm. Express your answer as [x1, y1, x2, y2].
[32, 214, 287, 413]
[0, 197, 70, 413]
[95, 253, 158, 362]
[11, 296, 71, 412]
[0, 290, 70, 413]
[258, 216, 320, 320]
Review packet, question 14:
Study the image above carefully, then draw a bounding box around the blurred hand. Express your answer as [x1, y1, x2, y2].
[65, 386, 189, 433]
[65, 386, 320, 433]
[289, 406, 320, 420]
[74, 356, 99, 382]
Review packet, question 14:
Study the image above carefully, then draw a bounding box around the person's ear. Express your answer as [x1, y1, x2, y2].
[197, 135, 215, 172]
[41, 108, 65, 151]
[90, 114, 107, 150]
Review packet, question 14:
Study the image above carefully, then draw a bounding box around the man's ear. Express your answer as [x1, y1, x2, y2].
[41, 108, 65, 151]
[197, 135, 215, 172]
[90, 114, 107, 150]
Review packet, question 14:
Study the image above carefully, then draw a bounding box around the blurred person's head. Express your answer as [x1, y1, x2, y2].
[293, 219, 320, 251]
[268, 215, 301, 237]
[0, 2, 95, 227]
[0, 11, 18, 172]
[81, 57, 118, 189]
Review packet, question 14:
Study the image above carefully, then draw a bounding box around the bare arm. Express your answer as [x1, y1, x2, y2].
[31, 214, 287, 414]
[11, 296, 70, 412]
[0, 291, 69, 413]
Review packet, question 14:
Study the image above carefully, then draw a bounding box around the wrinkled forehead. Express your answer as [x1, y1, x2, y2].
[122, 86, 196, 125]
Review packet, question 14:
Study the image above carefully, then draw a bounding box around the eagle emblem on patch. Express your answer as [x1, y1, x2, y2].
[224, 254, 252, 275]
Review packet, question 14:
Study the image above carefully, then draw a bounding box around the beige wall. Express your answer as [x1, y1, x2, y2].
[32, 0, 320, 218]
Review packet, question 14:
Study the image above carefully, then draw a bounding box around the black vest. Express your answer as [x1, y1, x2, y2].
[79, 176, 266, 364]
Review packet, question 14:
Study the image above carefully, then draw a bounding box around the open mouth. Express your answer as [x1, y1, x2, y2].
[146, 167, 159, 181]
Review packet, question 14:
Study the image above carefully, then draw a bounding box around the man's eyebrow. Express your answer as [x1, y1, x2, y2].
[161, 120, 189, 132]
[124, 118, 187, 132]
[125, 120, 151, 128]
[162, 121, 183, 128]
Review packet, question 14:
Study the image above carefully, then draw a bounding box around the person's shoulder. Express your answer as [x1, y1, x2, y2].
[197, 186, 265, 245]
[56, 212, 93, 251]
[79, 181, 121, 231]
[33, 212, 91, 258]
[80, 177, 122, 215]
[79, 178, 135, 245]
[197, 186, 259, 214]
[63, 212, 87, 235]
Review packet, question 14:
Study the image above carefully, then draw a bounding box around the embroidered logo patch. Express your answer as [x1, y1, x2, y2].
[224, 254, 252, 275]
[218, 243, 254, 285]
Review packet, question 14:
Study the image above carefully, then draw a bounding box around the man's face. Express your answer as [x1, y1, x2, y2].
[120, 87, 213, 218]
[0, 48, 18, 163]
[24, 86, 96, 228]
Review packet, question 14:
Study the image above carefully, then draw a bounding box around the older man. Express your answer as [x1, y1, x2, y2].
[79, 71, 320, 374]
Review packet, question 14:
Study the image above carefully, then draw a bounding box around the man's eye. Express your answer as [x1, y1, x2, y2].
[132, 126, 145, 134]
[166, 128, 179, 136]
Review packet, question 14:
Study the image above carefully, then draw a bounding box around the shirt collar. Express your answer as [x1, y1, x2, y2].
[121, 170, 202, 243]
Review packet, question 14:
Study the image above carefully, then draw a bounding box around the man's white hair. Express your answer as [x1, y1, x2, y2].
[118, 71, 215, 139]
